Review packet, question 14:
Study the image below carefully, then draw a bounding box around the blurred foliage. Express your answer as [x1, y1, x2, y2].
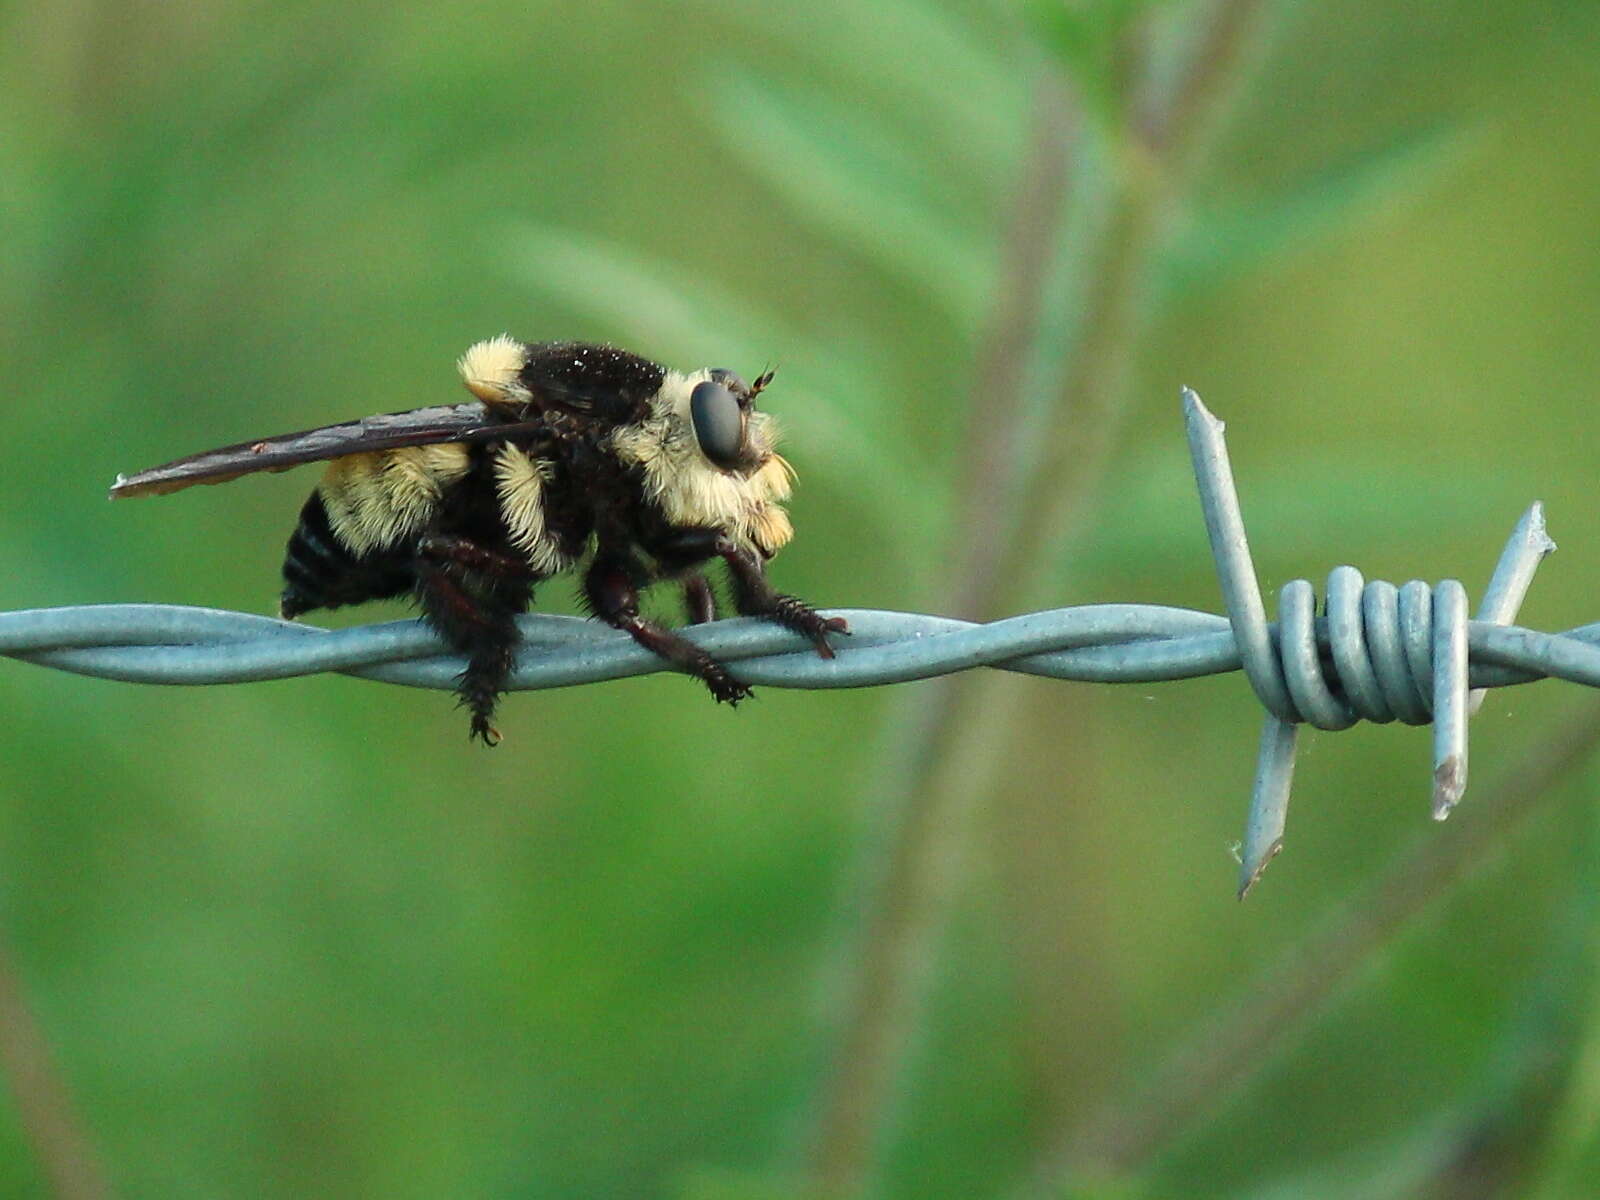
[2, 0, 1600, 1197]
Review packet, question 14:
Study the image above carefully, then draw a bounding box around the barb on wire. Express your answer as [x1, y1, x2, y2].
[4, 390, 1597, 894]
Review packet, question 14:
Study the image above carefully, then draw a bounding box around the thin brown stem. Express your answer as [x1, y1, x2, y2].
[1051, 699, 1600, 1185]
[1001, 0, 1269, 608]
[808, 73, 1079, 1195]
[0, 937, 112, 1200]
[807, 5, 1272, 1193]
[993, 168, 1159, 610]
[1145, 0, 1271, 168]
[949, 73, 1078, 621]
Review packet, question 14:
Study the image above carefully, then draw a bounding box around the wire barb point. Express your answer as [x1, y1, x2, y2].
[1432, 755, 1466, 821]
[1237, 840, 1281, 901]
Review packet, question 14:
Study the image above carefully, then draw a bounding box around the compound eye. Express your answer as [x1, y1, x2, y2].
[690, 380, 745, 469]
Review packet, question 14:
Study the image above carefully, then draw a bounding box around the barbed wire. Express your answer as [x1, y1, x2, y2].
[7, 389, 1600, 894]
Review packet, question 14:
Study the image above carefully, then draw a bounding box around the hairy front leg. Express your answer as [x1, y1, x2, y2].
[585, 551, 751, 704]
[645, 526, 846, 657]
[715, 536, 848, 658]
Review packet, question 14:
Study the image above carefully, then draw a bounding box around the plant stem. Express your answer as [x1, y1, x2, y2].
[0, 937, 112, 1200]
[1049, 699, 1600, 1185]
[808, 4, 1269, 1192]
[808, 71, 1079, 1195]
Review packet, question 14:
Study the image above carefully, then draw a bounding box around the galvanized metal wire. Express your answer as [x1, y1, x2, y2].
[8, 389, 1600, 894]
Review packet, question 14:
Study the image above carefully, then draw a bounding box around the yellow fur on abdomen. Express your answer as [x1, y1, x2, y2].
[319, 444, 472, 556]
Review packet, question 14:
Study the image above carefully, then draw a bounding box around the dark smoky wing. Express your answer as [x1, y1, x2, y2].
[110, 403, 525, 498]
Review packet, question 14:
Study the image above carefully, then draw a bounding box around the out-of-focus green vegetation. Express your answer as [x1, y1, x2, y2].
[2, 1, 1600, 1196]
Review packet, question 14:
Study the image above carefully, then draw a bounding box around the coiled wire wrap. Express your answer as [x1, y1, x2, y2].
[5, 389, 1596, 895]
[1184, 390, 1558, 893]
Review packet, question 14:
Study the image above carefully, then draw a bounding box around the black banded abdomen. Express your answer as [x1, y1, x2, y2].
[279, 490, 415, 619]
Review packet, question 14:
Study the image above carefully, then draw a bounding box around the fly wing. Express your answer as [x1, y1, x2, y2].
[110, 403, 543, 499]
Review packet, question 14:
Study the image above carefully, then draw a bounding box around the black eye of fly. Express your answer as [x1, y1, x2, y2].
[708, 368, 754, 410]
[690, 380, 745, 469]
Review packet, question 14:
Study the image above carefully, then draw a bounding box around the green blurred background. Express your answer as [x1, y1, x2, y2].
[4, 1, 1600, 1196]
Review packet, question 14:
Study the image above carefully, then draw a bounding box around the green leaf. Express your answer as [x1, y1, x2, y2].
[1068, 441, 1520, 576]
[1024, 0, 1141, 66]
[1229, 1109, 1469, 1200]
[672, 1167, 817, 1200]
[1161, 123, 1480, 298]
[701, 0, 1023, 173]
[1024, 0, 1178, 126]
[704, 73, 991, 324]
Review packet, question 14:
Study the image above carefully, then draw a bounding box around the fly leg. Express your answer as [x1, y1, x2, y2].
[584, 550, 751, 704]
[414, 533, 536, 745]
[417, 534, 537, 580]
[683, 574, 718, 625]
[714, 536, 848, 658]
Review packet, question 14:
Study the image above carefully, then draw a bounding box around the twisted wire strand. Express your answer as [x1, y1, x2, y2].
[8, 604, 1600, 692]
[3, 389, 1593, 894]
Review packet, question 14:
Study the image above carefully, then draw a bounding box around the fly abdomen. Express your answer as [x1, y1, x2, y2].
[279, 490, 413, 619]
